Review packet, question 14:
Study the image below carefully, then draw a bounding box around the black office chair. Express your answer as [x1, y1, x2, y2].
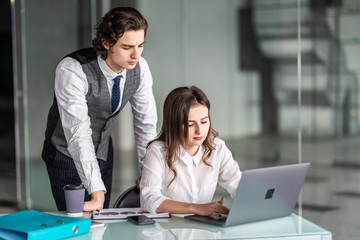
[113, 185, 140, 208]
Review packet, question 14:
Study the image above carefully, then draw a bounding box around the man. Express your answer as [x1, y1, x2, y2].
[42, 7, 157, 211]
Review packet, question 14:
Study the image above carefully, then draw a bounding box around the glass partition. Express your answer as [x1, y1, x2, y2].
[14, 0, 97, 210]
[13, 0, 360, 238]
[299, 1, 360, 239]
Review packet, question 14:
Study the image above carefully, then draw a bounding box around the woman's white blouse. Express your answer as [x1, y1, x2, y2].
[140, 138, 242, 213]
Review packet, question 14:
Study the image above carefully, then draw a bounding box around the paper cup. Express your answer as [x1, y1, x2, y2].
[64, 184, 85, 217]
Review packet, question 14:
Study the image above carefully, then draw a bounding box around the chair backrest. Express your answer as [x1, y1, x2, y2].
[113, 186, 140, 208]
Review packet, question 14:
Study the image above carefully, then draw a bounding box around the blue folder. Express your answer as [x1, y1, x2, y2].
[0, 210, 91, 240]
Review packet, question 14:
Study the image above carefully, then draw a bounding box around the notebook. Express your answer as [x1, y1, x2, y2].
[185, 162, 310, 227]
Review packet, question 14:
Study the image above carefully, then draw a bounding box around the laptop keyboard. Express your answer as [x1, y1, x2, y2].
[208, 214, 228, 221]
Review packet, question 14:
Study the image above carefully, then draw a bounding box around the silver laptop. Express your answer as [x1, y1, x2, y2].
[185, 162, 310, 227]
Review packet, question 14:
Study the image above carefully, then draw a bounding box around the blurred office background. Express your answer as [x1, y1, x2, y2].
[1, 0, 360, 239]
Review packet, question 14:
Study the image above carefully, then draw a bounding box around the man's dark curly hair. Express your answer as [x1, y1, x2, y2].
[92, 7, 148, 60]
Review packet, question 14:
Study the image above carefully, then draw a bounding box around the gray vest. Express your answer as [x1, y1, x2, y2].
[45, 48, 140, 160]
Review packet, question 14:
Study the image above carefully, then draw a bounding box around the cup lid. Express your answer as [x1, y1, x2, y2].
[63, 184, 84, 190]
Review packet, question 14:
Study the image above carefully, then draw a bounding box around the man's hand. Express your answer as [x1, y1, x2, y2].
[136, 177, 141, 189]
[83, 190, 105, 212]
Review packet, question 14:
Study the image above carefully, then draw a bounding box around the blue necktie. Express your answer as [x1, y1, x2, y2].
[111, 75, 122, 113]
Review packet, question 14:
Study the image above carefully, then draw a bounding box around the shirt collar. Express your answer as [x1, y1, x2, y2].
[179, 145, 204, 166]
[97, 55, 127, 81]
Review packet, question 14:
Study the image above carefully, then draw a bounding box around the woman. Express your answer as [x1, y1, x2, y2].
[140, 86, 242, 216]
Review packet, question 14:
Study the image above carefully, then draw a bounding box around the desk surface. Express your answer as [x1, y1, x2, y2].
[81, 213, 331, 240]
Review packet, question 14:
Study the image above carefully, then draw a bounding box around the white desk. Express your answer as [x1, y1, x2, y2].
[84, 213, 332, 240]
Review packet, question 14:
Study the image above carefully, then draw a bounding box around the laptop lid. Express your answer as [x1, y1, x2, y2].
[185, 162, 310, 227]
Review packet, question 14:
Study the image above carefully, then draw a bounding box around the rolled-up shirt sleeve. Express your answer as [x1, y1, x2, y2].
[55, 57, 106, 194]
[140, 143, 169, 213]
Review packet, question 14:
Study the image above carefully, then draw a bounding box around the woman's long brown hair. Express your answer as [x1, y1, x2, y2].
[148, 86, 218, 187]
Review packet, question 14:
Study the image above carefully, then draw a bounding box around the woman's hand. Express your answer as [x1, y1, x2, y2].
[83, 190, 105, 212]
[192, 197, 229, 216]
